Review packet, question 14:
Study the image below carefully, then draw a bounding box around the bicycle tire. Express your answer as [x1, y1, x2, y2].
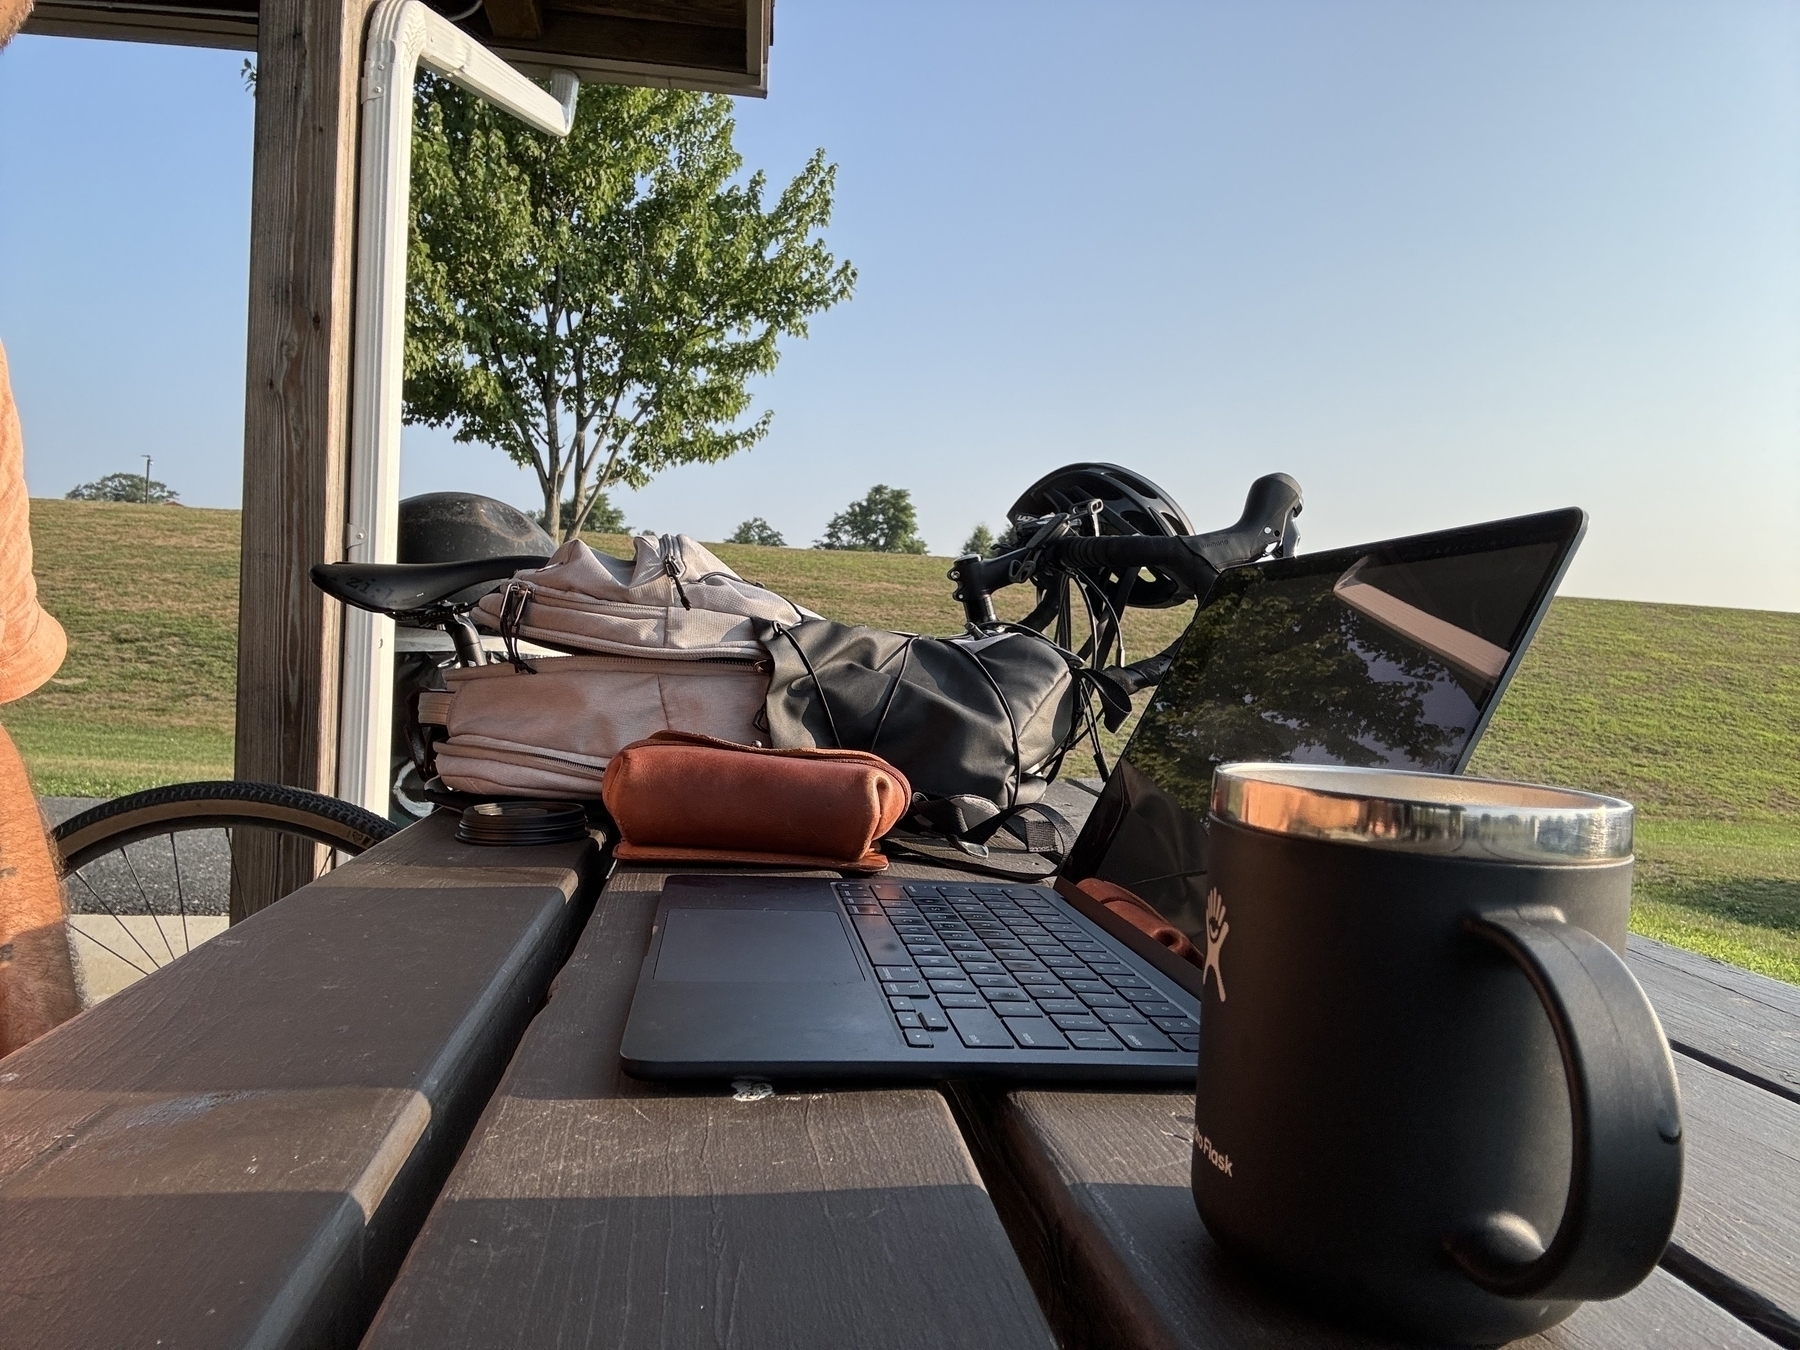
[54, 780, 399, 871]
[51, 781, 403, 1001]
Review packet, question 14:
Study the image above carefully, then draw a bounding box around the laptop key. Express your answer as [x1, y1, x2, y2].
[937, 992, 986, 1008]
[985, 987, 1031, 1003]
[882, 981, 928, 996]
[1014, 971, 1060, 985]
[904, 1029, 935, 1048]
[894, 1010, 922, 1028]
[1036, 999, 1085, 1014]
[1095, 1006, 1147, 1024]
[919, 1006, 950, 1031]
[1081, 993, 1130, 1009]
[1067, 1029, 1124, 1050]
[1105, 973, 1152, 988]
[1151, 1016, 1201, 1034]
[851, 915, 910, 966]
[889, 997, 919, 1011]
[970, 973, 1019, 988]
[1123, 988, 1175, 1004]
[1051, 1013, 1104, 1031]
[1007, 1020, 1071, 1050]
[914, 954, 960, 968]
[1171, 1033, 1201, 1052]
[928, 978, 975, 994]
[1132, 1002, 1184, 1020]
[1065, 980, 1111, 994]
[961, 960, 1006, 975]
[947, 1006, 1016, 1048]
[1115, 1024, 1178, 1051]
[874, 966, 920, 981]
[1087, 963, 1132, 976]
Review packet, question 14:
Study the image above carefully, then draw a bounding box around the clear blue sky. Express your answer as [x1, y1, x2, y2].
[3, 1, 1797, 610]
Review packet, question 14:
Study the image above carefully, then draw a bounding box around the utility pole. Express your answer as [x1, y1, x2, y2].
[143, 455, 153, 502]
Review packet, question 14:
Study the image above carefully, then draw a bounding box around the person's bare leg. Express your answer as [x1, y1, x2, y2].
[0, 727, 80, 1056]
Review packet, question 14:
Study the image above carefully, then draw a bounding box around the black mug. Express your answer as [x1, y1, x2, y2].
[1191, 763, 1683, 1345]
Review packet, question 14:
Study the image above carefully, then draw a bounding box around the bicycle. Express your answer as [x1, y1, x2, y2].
[50, 551, 547, 998]
[51, 468, 1300, 994]
[946, 464, 1303, 771]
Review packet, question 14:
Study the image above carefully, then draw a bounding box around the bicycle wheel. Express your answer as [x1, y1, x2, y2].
[52, 781, 400, 1003]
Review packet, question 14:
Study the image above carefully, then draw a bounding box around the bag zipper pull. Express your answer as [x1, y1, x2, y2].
[662, 554, 692, 609]
[497, 581, 538, 673]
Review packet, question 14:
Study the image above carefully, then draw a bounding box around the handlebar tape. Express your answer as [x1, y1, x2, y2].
[1047, 472, 1304, 580]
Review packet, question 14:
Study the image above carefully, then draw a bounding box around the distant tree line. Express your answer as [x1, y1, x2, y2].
[66, 472, 180, 505]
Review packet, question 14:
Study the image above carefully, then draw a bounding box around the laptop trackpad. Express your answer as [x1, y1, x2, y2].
[653, 908, 864, 983]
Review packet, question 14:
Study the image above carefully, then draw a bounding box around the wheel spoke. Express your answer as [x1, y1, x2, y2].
[64, 870, 157, 975]
[115, 846, 177, 969]
[168, 831, 193, 956]
[67, 923, 153, 978]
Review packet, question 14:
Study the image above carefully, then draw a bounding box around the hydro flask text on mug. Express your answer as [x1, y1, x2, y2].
[1192, 764, 1683, 1345]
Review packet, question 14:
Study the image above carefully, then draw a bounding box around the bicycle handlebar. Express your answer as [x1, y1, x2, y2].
[951, 472, 1304, 627]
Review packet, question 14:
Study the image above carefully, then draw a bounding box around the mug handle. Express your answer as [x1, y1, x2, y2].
[1443, 906, 1685, 1302]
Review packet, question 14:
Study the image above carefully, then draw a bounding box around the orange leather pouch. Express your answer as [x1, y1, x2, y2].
[1073, 877, 1200, 966]
[602, 731, 912, 872]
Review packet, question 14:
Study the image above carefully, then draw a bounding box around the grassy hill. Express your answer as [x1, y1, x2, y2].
[8, 499, 1797, 982]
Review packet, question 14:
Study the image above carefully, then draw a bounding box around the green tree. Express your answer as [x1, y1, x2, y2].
[961, 523, 996, 557]
[66, 473, 180, 505]
[729, 517, 785, 546]
[405, 78, 855, 542]
[817, 485, 928, 553]
[537, 490, 626, 535]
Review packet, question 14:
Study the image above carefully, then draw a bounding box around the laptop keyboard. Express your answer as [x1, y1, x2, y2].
[834, 880, 1201, 1055]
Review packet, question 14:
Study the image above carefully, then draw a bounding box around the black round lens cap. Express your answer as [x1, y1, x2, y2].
[456, 800, 590, 846]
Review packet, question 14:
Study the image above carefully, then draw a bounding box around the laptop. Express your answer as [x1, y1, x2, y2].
[619, 507, 1586, 1083]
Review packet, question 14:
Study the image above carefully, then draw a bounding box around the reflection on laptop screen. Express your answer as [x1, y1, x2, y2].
[1060, 508, 1586, 940]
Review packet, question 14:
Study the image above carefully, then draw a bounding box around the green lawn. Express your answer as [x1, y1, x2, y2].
[4, 500, 239, 797]
[9, 500, 1797, 983]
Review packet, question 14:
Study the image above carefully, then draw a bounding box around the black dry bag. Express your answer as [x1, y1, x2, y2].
[757, 620, 1079, 831]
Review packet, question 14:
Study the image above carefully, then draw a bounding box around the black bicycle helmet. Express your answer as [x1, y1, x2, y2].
[399, 492, 555, 564]
[1006, 463, 1196, 608]
[396, 493, 554, 613]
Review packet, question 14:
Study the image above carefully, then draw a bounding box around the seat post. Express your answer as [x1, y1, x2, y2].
[445, 613, 485, 668]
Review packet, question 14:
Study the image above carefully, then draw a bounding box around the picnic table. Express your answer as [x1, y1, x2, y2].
[1, 793, 1795, 1350]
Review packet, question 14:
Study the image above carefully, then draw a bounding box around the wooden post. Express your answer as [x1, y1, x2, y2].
[233, 0, 374, 919]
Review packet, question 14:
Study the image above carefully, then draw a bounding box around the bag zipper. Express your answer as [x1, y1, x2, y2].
[496, 582, 537, 673]
[659, 535, 692, 610]
[451, 652, 770, 679]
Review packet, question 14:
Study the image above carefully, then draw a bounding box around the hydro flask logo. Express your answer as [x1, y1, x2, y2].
[1195, 1132, 1234, 1177]
[1204, 888, 1229, 1001]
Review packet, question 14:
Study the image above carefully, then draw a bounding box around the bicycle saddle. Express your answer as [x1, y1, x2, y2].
[309, 556, 549, 615]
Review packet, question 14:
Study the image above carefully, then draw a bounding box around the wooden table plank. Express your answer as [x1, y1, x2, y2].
[1627, 936, 1800, 1103]
[362, 865, 1058, 1350]
[0, 814, 601, 1350]
[1662, 1056, 1800, 1346]
[952, 1084, 1780, 1350]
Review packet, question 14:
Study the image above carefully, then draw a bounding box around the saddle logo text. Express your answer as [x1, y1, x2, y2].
[1195, 1132, 1234, 1178]
[1203, 888, 1229, 1001]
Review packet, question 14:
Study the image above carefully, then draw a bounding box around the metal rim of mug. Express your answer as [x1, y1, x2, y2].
[1209, 763, 1634, 864]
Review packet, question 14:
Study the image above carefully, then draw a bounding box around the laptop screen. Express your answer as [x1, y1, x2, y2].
[1060, 507, 1586, 939]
